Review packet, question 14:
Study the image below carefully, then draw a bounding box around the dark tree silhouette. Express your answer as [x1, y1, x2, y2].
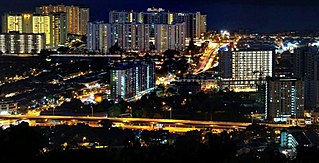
[57, 46, 70, 53]
[39, 49, 51, 60]
[0, 122, 44, 162]
[109, 42, 123, 54]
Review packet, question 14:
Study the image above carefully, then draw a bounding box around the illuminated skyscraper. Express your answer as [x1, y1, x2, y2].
[293, 46, 319, 109]
[110, 23, 150, 52]
[36, 4, 67, 15]
[219, 50, 232, 78]
[22, 13, 33, 33]
[32, 14, 52, 47]
[79, 8, 90, 35]
[266, 78, 304, 121]
[155, 23, 186, 52]
[110, 61, 155, 101]
[109, 9, 206, 38]
[51, 13, 67, 47]
[221, 49, 275, 91]
[2, 13, 23, 33]
[200, 14, 207, 35]
[2, 13, 66, 48]
[36, 4, 89, 35]
[66, 6, 79, 35]
[109, 10, 142, 23]
[87, 21, 111, 53]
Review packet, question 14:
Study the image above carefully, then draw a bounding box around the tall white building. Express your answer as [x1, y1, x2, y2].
[221, 49, 275, 91]
[155, 23, 186, 52]
[86, 21, 111, 53]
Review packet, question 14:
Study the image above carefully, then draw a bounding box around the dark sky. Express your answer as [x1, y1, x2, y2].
[1, 0, 319, 33]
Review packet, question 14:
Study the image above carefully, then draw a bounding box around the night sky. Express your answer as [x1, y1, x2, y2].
[1, 0, 319, 33]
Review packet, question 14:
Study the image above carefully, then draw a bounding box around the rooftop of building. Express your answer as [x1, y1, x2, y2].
[109, 59, 154, 70]
[0, 100, 17, 104]
[235, 47, 275, 51]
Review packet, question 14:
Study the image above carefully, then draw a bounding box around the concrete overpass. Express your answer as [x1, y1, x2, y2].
[0, 115, 302, 133]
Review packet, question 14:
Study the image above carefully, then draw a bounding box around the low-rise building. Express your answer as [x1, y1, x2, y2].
[0, 100, 18, 115]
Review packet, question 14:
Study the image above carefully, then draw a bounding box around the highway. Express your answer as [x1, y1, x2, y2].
[0, 115, 302, 133]
[194, 41, 227, 75]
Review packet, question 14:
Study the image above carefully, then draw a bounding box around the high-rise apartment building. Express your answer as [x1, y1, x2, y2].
[22, 13, 33, 33]
[2, 13, 67, 48]
[66, 6, 79, 35]
[221, 49, 275, 91]
[0, 32, 45, 54]
[51, 13, 67, 47]
[200, 14, 207, 36]
[293, 46, 319, 109]
[36, 4, 67, 15]
[2, 13, 23, 33]
[110, 23, 151, 52]
[109, 10, 143, 24]
[110, 61, 155, 101]
[266, 78, 304, 121]
[32, 14, 51, 47]
[87, 21, 111, 53]
[109, 8, 206, 38]
[79, 8, 90, 35]
[155, 23, 186, 52]
[36, 4, 89, 35]
[218, 50, 232, 78]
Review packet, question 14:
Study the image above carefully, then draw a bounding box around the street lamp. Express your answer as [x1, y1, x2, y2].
[90, 105, 94, 117]
[251, 112, 254, 124]
[168, 107, 172, 119]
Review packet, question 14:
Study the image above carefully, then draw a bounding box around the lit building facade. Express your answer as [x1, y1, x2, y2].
[0, 32, 45, 54]
[293, 46, 319, 109]
[32, 15, 51, 47]
[218, 50, 232, 78]
[22, 13, 33, 33]
[0, 100, 18, 115]
[79, 8, 90, 35]
[109, 8, 206, 38]
[155, 23, 186, 52]
[221, 49, 275, 91]
[110, 61, 155, 101]
[86, 21, 111, 53]
[109, 10, 143, 24]
[110, 23, 151, 52]
[66, 6, 80, 35]
[51, 13, 67, 47]
[2, 13, 67, 48]
[200, 14, 207, 36]
[36, 4, 67, 15]
[36, 4, 89, 35]
[266, 78, 304, 121]
[2, 13, 23, 33]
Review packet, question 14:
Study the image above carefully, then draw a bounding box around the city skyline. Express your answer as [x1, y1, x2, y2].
[0, 0, 318, 33]
[1, 1, 319, 162]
